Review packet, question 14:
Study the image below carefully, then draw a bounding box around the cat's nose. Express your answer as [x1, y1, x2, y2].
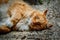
[47, 23, 53, 28]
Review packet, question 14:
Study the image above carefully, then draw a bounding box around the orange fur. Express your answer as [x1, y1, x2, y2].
[29, 11, 48, 30]
[7, 1, 52, 31]
[0, 25, 11, 33]
[0, 1, 52, 33]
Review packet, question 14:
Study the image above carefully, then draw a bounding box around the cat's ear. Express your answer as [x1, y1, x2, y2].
[43, 10, 48, 16]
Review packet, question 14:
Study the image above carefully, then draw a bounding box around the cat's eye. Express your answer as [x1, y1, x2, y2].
[35, 16, 39, 19]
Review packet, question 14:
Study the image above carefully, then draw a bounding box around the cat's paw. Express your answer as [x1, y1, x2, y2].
[0, 25, 11, 34]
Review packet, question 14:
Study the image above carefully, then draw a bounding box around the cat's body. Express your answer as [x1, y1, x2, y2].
[0, 1, 52, 33]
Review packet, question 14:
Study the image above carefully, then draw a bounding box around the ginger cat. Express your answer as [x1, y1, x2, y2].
[0, 1, 52, 33]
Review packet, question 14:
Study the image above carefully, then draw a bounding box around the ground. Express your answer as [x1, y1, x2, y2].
[0, 0, 60, 40]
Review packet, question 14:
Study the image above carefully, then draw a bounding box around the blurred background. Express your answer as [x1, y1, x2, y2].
[0, 0, 60, 40]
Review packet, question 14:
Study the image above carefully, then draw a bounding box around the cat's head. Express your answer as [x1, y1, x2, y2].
[29, 10, 53, 30]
